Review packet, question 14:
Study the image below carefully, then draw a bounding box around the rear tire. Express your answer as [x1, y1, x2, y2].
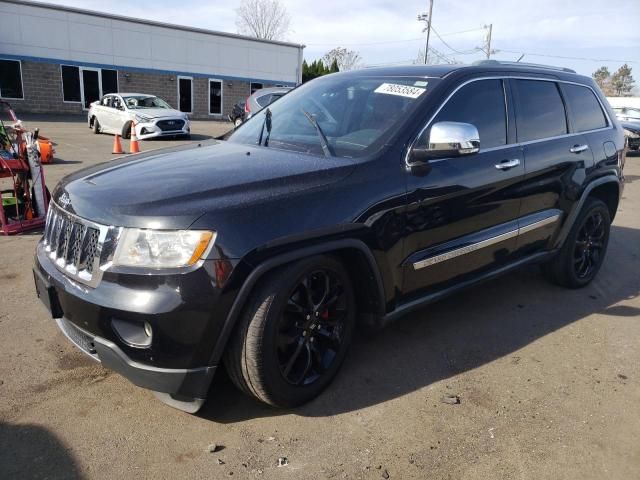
[224, 256, 356, 408]
[542, 197, 610, 288]
[122, 121, 132, 139]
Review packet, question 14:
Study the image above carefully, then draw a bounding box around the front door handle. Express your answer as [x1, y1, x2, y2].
[495, 159, 521, 170]
[570, 144, 589, 154]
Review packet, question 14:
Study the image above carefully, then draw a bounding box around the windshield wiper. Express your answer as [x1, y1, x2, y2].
[301, 109, 334, 158]
[258, 108, 272, 147]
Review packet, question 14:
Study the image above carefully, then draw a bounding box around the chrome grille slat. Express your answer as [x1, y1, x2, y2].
[42, 202, 118, 288]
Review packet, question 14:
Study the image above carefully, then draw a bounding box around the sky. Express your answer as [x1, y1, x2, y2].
[47, 0, 640, 77]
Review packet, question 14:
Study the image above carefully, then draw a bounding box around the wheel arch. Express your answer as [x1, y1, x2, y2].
[208, 239, 386, 366]
[553, 175, 621, 249]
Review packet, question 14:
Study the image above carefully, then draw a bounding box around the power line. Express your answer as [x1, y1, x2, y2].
[497, 49, 639, 64]
[304, 28, 486, 47]
[430, 25, 468, 55]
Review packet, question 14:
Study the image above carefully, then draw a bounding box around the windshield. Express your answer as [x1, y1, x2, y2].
[228, 75, 438, 158]
[123, 96, 172, 110]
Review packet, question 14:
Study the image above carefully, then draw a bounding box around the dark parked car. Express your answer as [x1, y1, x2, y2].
[243, 86, 292, 121]
[228, 101, 246, 127]
[34, 61, 625, 413]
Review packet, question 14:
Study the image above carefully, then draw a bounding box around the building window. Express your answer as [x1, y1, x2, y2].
[177, 76, 193, 113]
[250, 82, 263, 94]
[101, 69, 118, 95]
[61, 65, 81, 102]
[0, 59, 24, 99]
[209, 79, 223, 115]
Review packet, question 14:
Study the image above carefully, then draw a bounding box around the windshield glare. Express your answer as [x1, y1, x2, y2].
[227, 75, 437, 158]
[124, 96, 172, 109]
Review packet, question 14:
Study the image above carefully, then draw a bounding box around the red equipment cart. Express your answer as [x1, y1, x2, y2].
[0, 101, 49, 235]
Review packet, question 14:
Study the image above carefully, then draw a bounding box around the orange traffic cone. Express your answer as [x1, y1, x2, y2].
[129, 122, 140, 154]
[112, 134, 125, 154]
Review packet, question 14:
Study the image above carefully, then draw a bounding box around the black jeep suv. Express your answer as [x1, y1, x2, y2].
[34, 61, 625, 413]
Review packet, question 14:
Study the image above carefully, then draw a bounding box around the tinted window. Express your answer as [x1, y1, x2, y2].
[432, 79, 507, 149]
[61, 65, 81, 102]
[101, 69, 118, 95]
[562, 84, 607, 132]
[255, 94, 272, 108]
[209, 80, 222, 114]
[178, 78, 192, 112]
[512, 80, 567, 142]
[0, 60, 24, 99]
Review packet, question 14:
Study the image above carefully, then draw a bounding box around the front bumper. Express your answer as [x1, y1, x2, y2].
[34, 241, 224, 400]
[54, 315, 215, 398]
[136, 118, 190, 140]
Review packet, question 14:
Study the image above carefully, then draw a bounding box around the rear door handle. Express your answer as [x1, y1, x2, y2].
[495, 159, 521, 170]
[570, 144, 589, 154]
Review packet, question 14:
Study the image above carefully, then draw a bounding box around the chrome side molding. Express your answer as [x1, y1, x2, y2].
[413, 213, 561, 270]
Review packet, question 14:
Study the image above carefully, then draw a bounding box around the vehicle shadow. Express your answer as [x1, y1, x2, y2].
[48, 158, 83, 165]
[199, 224, 640, 422]
[0, 422, 84, 479]
[144, 133, 214, 142]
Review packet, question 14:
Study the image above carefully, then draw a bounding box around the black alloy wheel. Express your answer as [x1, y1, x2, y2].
[573, 210, 606, 279]
[224, 256, 356, 408]
[542, 197, 611, 288]
[277, 269, 348, 386]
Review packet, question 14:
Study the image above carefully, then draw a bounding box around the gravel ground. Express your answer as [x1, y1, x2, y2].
[1, 116, 639, 480]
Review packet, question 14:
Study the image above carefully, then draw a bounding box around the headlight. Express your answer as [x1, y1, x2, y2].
[134, 114, 151, 123]
[113, 229, 215, 269]
[623, 128, 640, 139]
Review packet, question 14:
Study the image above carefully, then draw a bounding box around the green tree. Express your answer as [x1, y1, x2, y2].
[592, 66, 612, 94]
[610, 64, 635, 96]
[329, 58, 339, 73]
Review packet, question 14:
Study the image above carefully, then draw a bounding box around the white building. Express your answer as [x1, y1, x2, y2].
[0, 0, 304, 118]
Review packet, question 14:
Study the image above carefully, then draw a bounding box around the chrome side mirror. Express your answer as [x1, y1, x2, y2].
[408, 121, 480, 165]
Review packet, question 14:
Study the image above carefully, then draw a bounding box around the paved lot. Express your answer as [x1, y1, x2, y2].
[1, 117, 639, 480]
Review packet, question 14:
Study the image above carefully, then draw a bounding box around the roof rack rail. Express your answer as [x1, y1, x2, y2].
[472, 59, 576, 74]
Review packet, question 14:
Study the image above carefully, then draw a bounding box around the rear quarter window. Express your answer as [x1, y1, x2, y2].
[562, 83, 608, 132]
[511, 79, 567, 142]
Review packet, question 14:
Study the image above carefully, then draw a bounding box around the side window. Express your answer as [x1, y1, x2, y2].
[112, 97, 122, 110]
[102, 96, 112, 107]
[511, 80, 567, 142]
[562, 84, 607, 132]
[431, 79, 507, 149]
[255, 94, 272, 108]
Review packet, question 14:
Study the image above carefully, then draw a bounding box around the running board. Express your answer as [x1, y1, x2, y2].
[380, 250, 554, 326]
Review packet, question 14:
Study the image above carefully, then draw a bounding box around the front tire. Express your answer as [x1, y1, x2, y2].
[92, 117, 100, 134]
[224, 256, 356, 408]
[542, 197, 611, 288]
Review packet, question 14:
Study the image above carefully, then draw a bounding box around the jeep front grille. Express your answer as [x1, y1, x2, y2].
[42, 202, 119, 287]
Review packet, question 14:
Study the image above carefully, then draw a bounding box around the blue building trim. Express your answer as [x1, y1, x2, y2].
[0, 53, 298, 87]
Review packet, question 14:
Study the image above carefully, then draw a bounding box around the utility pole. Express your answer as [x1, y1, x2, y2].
[417, 0, 434, 65]
[485, 23, 493, 59]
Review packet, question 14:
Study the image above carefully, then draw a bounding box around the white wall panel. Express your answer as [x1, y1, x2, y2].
[0, 1, 302, 83]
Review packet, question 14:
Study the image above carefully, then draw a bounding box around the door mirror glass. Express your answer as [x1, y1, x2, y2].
[409, 121, 480, 164]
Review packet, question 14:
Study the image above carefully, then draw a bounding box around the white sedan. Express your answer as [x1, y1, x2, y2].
[88, 93, 190, 140]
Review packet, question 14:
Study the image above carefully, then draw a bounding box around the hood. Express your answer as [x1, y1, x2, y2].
[129, 108, 186, 120]
[54, 141, 356, 229]
[621, 120, 640, 133]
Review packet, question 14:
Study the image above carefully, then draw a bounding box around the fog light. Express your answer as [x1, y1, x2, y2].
[111, 318, 152, 348]
[144, 322, 153, 338]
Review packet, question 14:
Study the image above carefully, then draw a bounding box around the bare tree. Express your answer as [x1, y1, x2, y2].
[235, 0, 291, 41]
[322, 47, 362, 72]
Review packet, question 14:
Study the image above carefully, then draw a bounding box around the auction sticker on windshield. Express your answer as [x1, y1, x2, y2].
[374, 83, 426, 99]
